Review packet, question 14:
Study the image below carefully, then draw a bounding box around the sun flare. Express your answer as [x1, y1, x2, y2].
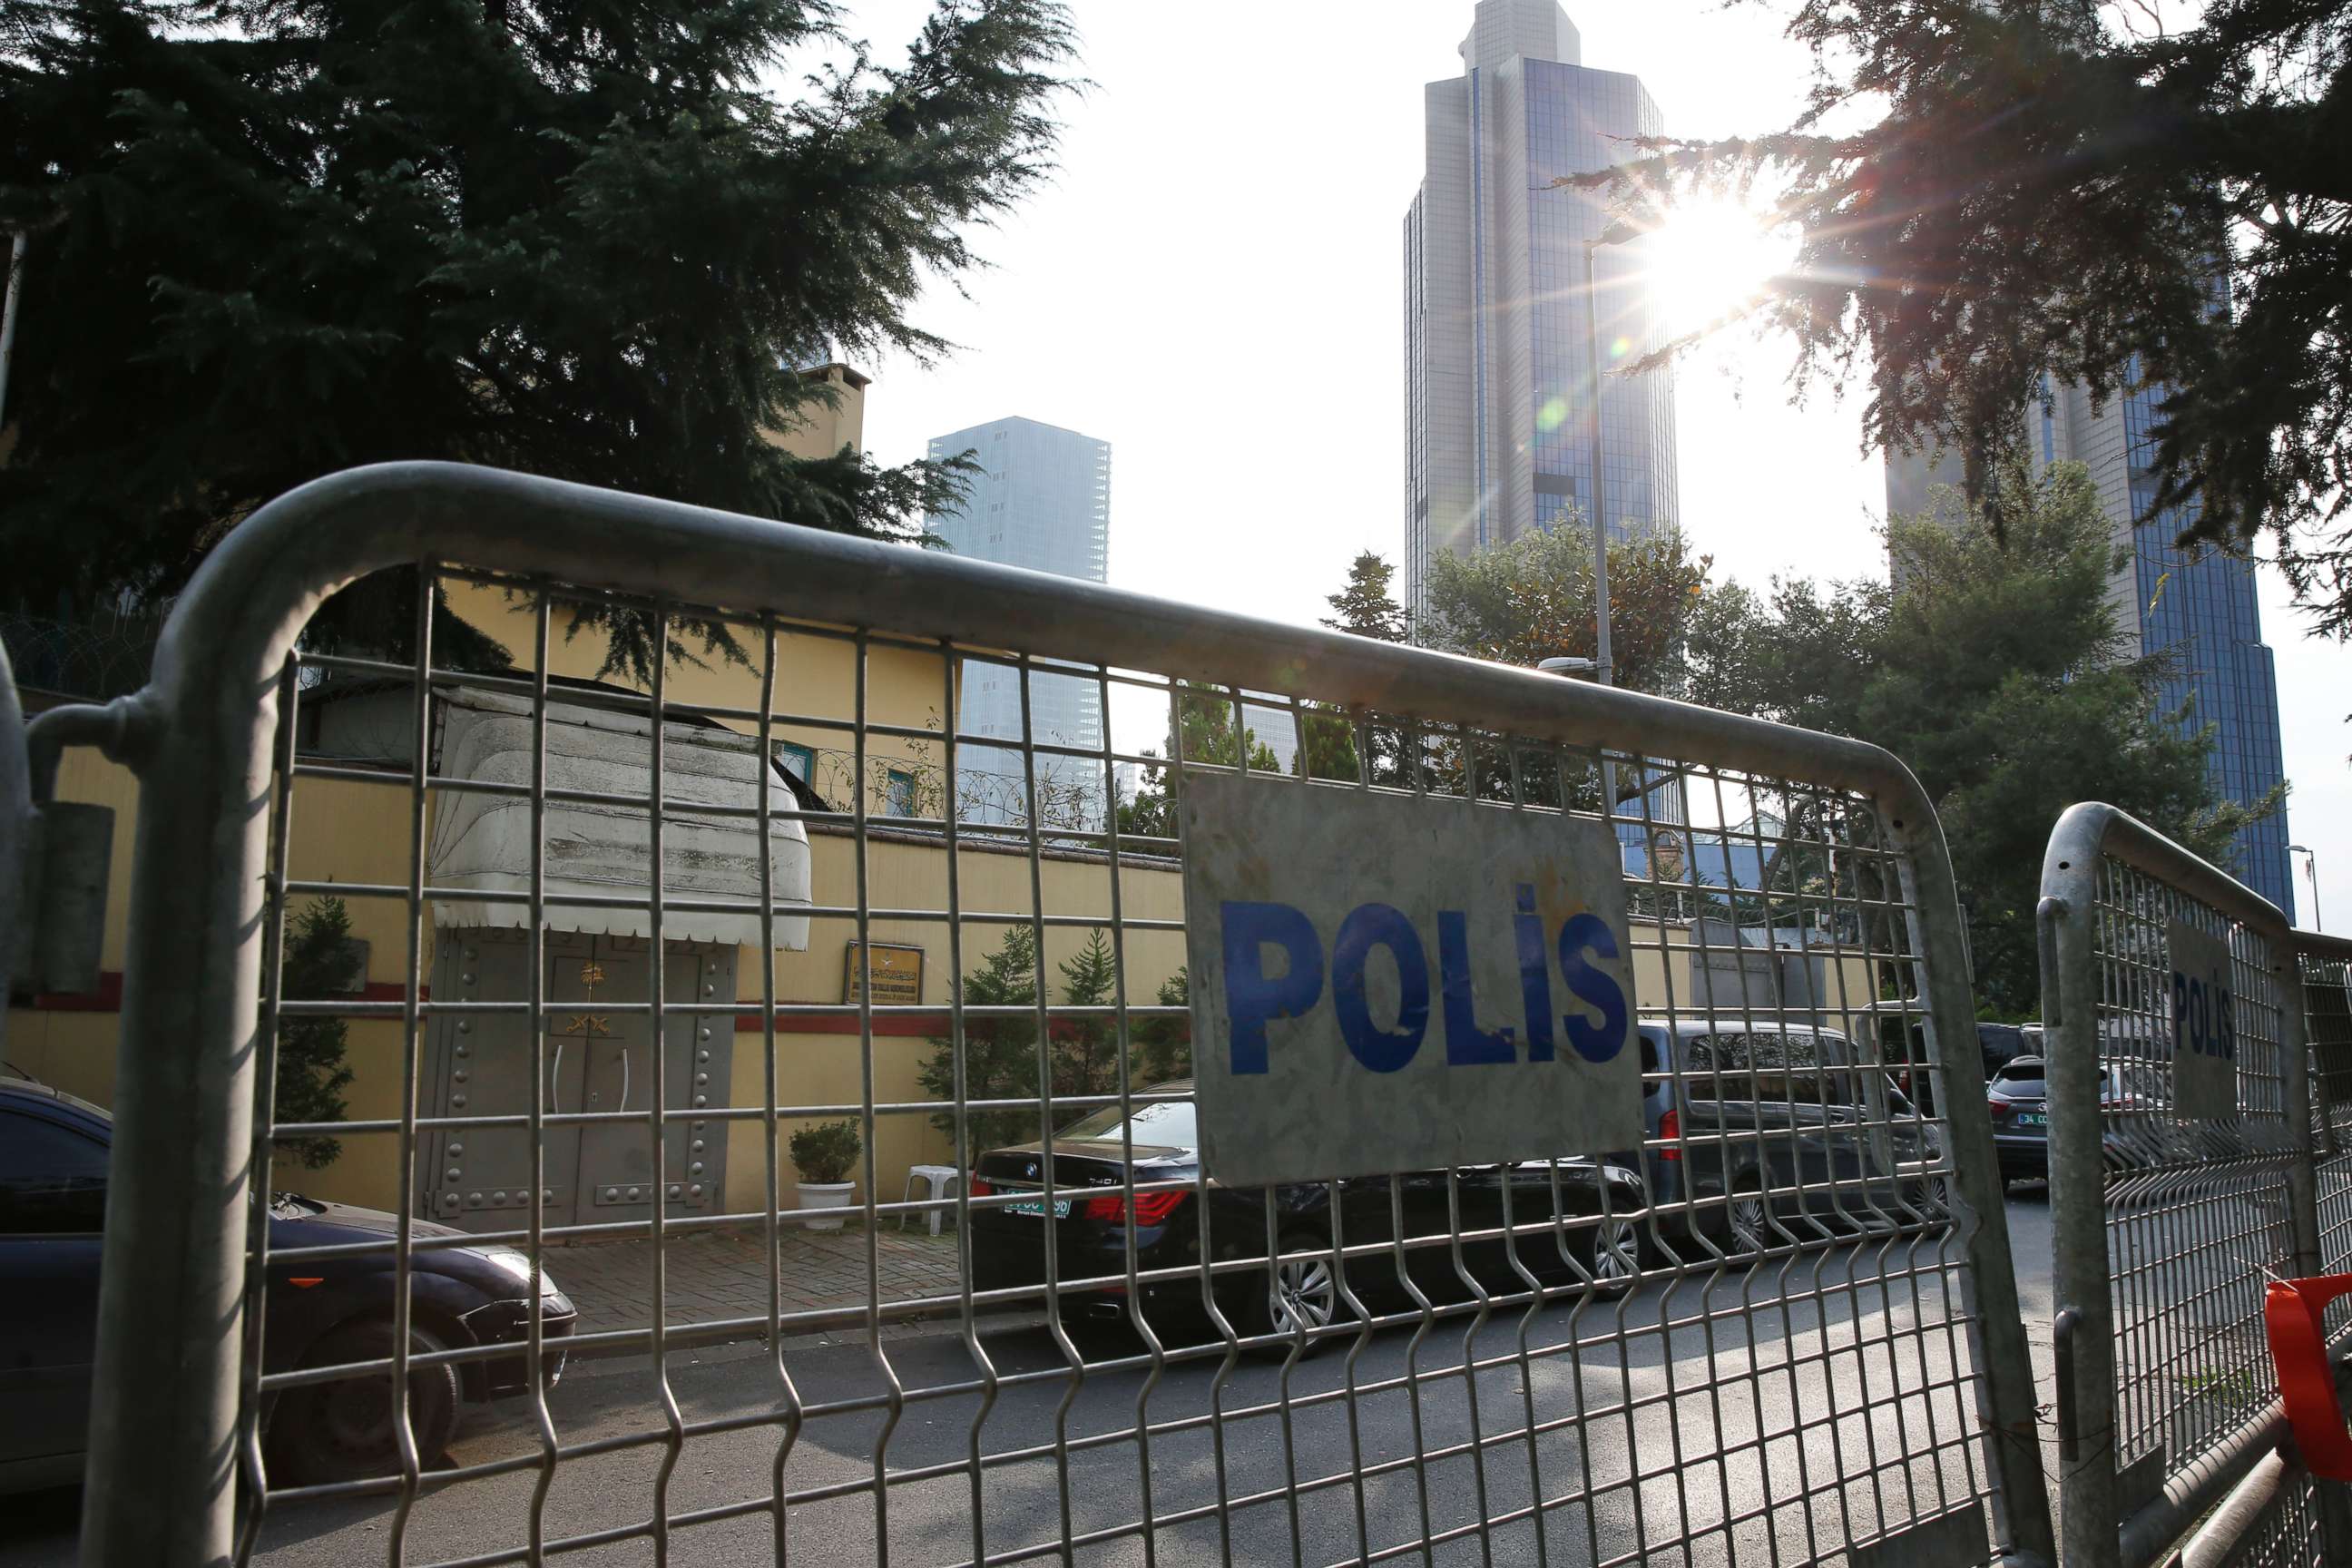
[1638, 198, 1797, 338]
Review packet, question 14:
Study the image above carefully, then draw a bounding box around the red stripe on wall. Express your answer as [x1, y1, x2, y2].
[19, 973, 953, 1039]
[19, 974, 426, 1014]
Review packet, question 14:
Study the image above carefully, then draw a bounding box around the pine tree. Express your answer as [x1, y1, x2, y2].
[1322, 551, 1411, 642]
[0, 1, 1075, 671]
[921, 927, 1186, 1152]
[1132, 967, 1191, 1086]
[275, 897, 358, 1171]
[1054, 928, 1119, 1102]
[1686, 456, 2276, 1012]
[918, 923, 1043, 1155]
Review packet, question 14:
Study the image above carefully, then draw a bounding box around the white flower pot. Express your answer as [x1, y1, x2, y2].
[796, 1181, 856, 1230]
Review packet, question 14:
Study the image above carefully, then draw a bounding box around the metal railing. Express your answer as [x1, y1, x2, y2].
[46, 462, 2055, 1566]
[2037, 803, 2352, 1568]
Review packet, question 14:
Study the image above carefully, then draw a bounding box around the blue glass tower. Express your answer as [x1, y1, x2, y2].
[2114, 381, 2292, 910]
[1888, 371, 2293, 911]
[1405, 2, 1686, 869]
[1403, 0, 1680, 620]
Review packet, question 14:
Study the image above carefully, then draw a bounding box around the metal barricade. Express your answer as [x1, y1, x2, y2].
[2038, 804, 2352, 1568]
[51, 462, 2054, 1566]
[0, 634, 24, 1054]
[2298, 933, 2352, 1285]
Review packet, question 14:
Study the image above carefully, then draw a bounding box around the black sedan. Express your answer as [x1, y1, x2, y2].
[967, 1083, 1647, 1348]
[0, 1075, 577, 1492]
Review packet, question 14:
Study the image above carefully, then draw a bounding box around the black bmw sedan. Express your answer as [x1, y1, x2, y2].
[967, 1083, 1647, 1347]
[0, 1074, 577, 1492]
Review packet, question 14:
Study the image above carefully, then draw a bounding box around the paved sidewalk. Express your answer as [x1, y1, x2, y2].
[543, 1219, 990, 1355]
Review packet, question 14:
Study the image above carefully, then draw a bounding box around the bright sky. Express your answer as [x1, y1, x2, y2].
[831, 0, 2348, 929]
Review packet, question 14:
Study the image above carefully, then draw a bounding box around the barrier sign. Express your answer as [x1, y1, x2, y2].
[2166, 918, 2239, 1116]
[1180, 773, 1642, 1186]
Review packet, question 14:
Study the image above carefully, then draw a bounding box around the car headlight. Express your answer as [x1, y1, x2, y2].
[463, 1246, 564, 1297]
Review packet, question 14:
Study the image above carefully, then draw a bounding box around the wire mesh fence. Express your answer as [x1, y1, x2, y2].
[2038, 805, 2348, 1568]
[53, 464, 2052, 1567]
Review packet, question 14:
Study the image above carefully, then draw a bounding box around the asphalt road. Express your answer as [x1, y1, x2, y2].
[4, 1190, 2063, 1567]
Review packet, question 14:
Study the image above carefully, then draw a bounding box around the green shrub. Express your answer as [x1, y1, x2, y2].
[789, 1119, 862, 1185]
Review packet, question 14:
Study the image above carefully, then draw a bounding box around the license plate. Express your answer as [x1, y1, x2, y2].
[2015, 1112, 2046, 1128]
[1003, 1196, 1071, 1218]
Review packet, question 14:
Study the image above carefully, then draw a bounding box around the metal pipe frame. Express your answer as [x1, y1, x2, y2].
[2038, 802, 2352, 1568]
[70, 461, 2055, 1567]
[0, 636, 24, 1054]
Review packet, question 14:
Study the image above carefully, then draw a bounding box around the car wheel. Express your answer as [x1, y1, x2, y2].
[1585, 1214, 1642, 1292]
[1724, 1183, 1771, 1257]
[1247, 1232, 1350, 1357]
[1914, 1173, 1954, 1223]
[270, 1319, 462, 1485]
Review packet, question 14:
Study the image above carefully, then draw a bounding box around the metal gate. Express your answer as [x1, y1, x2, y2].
[418, 931, 739, 1230]
[44, 462, 2053, 1566]
[2036, 804, 2352, 1568]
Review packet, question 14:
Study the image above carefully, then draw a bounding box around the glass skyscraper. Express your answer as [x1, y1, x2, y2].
[1403, 0, 1680, 619]
[925, 416, 1112, 825]
[1887, 371, 2294, 911]
[1405, 2, 1684, 866]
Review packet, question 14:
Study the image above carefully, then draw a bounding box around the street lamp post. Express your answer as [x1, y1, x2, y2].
[1581, 236, 1614, 691]
[2290, 844, 2322, 931]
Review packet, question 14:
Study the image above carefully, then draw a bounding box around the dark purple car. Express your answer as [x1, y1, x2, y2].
[0, 1074, 577, 1492]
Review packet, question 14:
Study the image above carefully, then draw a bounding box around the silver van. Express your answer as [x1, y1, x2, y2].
[1632, 1016, 1949, 1252]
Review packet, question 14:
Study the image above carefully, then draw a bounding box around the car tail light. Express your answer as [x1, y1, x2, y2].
[1657, 1108, 1681, 1161]
[1082, 1190, 1190, 1226]
[1987, 1098, 2010, 1120]
[968, 1175, 994, 1197]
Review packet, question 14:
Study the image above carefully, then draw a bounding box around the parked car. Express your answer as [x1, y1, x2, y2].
[1984, 1055, 2161, 1185]
[1978, 1023, 2042, 1085]
[966, 1083, 1647, 1348]
[1632, 1018, 1948, 1251]
[1869, 1016, 2041, 1117]
[0, 1074, 577, 1493]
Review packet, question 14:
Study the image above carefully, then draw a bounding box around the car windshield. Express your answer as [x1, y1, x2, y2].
[1054, 1097, 1197, 1150]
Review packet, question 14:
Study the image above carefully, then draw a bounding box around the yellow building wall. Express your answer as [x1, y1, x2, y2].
[13, 632, 1895, 1224]
[8, 637, 1191, 1220]
[760, 363, 867, 463]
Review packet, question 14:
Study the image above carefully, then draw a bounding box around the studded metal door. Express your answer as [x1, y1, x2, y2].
[422, 929, 733, 1230]
[571, 935, 734, 1220]
[422, 928, 576, 1228]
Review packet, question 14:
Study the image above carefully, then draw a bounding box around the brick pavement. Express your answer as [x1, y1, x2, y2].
[543, 1218, 990, 1354]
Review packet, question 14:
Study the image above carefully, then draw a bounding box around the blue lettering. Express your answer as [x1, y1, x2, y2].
[2173, 971, 2190, 1054]
[1557, 913, 1629, 1063]
[1513, 885, 1556, 1063]
[2190, 977, 2207, 1055]
[1438, 910, 1516, 1065]
[1220, 900, 1324, 1076]
[1331, 903, 1430, 1073]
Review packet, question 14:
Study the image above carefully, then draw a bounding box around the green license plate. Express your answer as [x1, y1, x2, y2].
[1004, 1196, 1071, 1218]
[2015, 1112, 2046, 1128]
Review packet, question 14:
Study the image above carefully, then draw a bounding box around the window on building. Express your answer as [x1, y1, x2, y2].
[774, 740, 815, 782]
[884, 768, 918, 818]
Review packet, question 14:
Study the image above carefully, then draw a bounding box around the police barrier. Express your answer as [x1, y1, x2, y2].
[44, 463, 2055, 1565]
[2037, 804, 2352, 1568]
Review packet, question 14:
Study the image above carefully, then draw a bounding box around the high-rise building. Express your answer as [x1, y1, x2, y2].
[926, 416, 1112, 825]
[1403, 0, 1680, 619]
[1886, 372, 2294, 911]
[1406, 2, 1684, 867]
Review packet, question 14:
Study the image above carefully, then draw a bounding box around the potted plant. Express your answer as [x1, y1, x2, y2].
[789, 1119, 862, 1230]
